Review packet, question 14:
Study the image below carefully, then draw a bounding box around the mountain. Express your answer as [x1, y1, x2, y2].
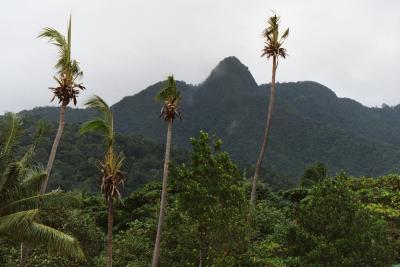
[19, 56, 400, 186]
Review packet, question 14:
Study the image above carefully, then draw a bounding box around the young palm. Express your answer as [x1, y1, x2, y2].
[0, 113, 85, 267]
[38, 16, 85, 194]
[250, 14, 289, 204]
[80, 95, 126, 267]
[151, 75, 182, 267]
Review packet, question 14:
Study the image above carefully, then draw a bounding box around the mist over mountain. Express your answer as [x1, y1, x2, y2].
[20, 56, 400, 186]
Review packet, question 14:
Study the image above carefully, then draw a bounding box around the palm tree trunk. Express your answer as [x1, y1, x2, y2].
[40, 103, 67, 194]
[250, 55, 277, 204]
[107, 197, 114, 267]
[19, 242, 30, 267]
[198, 247, 203, 267]
[199, 241, 203, 267]
[151, 121, 173, 267]
[21, 104, 67, 266]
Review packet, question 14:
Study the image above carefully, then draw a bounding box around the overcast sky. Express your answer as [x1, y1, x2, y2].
[1, 0, 399, 113]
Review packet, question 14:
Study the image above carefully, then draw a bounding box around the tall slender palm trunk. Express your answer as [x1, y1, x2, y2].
[107, 197, 114, 267]
[151, 121, 173, 267]
[199, 242, 203, 267]
[40, 103, 67, 194]
[198, 247, 203, 267]
[19, 104, 68, 267]
[250, 56, 277, 204]
[19, 242, 30, 267]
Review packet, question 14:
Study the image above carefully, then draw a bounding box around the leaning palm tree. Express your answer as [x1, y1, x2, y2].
[80, 95, 126, 267]
[151, 75, 182, 267]
[250, 14, 289, 204]
[0, 113, 85, 267]
[38, 16, 85, 194]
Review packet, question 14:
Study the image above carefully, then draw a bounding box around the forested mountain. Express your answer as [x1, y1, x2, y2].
[20, 56, 400, 185]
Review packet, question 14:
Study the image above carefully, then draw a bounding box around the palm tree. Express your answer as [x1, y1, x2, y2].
[38, 16, 85, 194]
[0, 113, 85, 267]
[250, 14, 289, 204]
[151, 75, 182, 267]
[80, 95, 126, 267]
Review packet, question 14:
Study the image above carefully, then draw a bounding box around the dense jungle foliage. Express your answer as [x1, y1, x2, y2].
[1, 126, 399, 266]
[14, 115, 293, 192]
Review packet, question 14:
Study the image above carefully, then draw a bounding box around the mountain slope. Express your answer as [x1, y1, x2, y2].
[19, 56, 400, 182]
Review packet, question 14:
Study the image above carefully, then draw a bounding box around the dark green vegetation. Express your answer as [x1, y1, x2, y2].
[167, 132, 249, 266]
[0, 113, 85, 265]
[1, 131, 399, 266]
[15, 115, 187, 193]
[21, 56, 400, 188]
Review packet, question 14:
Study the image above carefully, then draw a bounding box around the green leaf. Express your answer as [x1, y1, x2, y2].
[81, 95, 114, 150]
[0, 191, 80, 216]
[0, 209, 38, 233]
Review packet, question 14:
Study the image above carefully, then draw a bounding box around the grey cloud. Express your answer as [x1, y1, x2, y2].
[1, 0, 399, 113]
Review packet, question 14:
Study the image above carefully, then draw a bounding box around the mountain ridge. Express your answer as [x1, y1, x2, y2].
[18, 56, 400, 181]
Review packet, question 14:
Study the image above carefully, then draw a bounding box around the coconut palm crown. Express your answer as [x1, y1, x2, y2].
[80, 95, 126, 267]
[156, 75, 182, 122]
[99, 152, 126, 201]
[261, 14, 289, 62]
[38, 16, 85, 106]
[80, 95, 126, 200]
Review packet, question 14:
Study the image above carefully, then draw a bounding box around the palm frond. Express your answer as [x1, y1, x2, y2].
[0, 161, 23, 195]
[18, 145, 35, 173]
[34, 119, 50, 143]
[261, 14, 289, 60]
[39, 17, 85, 106]
[156, 76, 182, 122]
[0, 210, 85, 260]
[30, 222, 85, 260]
[80, 119, 110, 137]
[0, 113, 24, 159]
[0, 113, 26, 195]
[155, 75, 181, 104]
[0, 108, 85, 261]
[20, 169, 47, 194]
[0, 191, 79, 216]
[67, 15, 72, 68]
[38, 28, 67, 48]
[0, 137, 43, 195]
[0, 168, 45, 208]
[100, 151, 126, 201]
[0, 177, 85, 261]
[38, 27, 69, 73]
[81, 95, 114, 149]
[281, 28, 289, 42]
[81, 96, 126, 204]
[0, 174, 6, 197]
[0, 209, 38, 233]
[84, 95, 111, 115]
[71, 59, 83, 80]
[1, 142, 43, 197]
